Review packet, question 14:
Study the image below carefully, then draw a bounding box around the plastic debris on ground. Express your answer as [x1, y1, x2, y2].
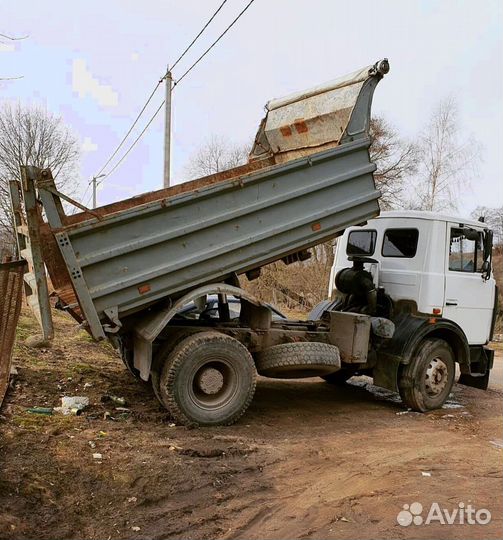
[53, 396, 89, 415]
[101, 394, 127, 406]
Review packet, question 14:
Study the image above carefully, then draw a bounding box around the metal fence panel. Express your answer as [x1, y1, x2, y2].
[0, 260, 26, 406]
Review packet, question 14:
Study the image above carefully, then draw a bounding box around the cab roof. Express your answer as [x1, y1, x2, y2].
[377, 210, 487, 229]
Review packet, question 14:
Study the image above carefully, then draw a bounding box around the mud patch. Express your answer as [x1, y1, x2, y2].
[0, 309, 502, 540]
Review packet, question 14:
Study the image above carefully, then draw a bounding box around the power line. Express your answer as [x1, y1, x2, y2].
[170, 0, 229, 71]
[94, 78, 163, 177]
[81, 183, 92, 208]
[99, 100, 165, 181]
[93, 0, 229, 180]
[174, 0, 256, 87]
[95, 0, 256, 183]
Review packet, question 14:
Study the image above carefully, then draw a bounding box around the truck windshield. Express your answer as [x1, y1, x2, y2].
[449, 228, 484, 273]
[346, 230, 377, 255]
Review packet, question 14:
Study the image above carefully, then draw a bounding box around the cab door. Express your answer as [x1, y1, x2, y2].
[443, 223, 495, 344]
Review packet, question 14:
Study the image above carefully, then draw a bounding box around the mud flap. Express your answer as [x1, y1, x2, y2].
[373, 354, 402, 392]
[0, 260, 26, 406]
[458, 346, 494, 391]
[458, 371, 490, 390]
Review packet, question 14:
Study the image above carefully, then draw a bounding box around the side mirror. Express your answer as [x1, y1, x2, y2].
[483, 230, 493, 261]
[482, 230, 493, 280]
[462, 227, 480, 241]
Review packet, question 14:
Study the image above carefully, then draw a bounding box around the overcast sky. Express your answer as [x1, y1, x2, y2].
[1, 0, 501, 214]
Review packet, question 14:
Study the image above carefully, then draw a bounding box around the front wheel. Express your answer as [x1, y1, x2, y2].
[399, 338, 455, 411]
[159, 331, 257, 426]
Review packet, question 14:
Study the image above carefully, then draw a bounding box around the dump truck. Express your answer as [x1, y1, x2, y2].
[2, 58, 495, 425]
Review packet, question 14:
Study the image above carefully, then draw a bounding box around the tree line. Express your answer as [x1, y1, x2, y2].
[182, 98, 501, 315]
[0, 97, 501, 284]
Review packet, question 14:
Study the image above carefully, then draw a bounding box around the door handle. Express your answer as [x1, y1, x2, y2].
[445, 301, 458, 306]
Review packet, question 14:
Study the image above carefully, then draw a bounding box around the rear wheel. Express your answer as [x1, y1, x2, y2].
[399, 338, 455, 411]
[151, 329, 193, 404]
[159, 331, 256, 426]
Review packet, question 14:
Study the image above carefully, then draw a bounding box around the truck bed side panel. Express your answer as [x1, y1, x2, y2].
[61, 138, 379, 319]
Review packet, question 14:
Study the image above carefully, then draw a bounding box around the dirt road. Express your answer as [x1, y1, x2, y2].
[1, 310, 502, 539]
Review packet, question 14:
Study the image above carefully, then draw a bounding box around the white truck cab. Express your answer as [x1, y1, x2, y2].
[311, 210, 497, 411]
[330, 211, 496, 345]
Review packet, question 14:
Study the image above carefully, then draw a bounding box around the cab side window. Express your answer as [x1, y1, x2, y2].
[449, 228, 483, 273]
[382, 229, 419, 258]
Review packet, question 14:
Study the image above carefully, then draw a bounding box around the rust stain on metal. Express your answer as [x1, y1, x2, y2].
[39, 223, 82, 319]
[64, 156, 276, 227]
[293, 120, 309, 134]
[138, 284, 151, 295]
[311, 222, 321, 231]
[280, 126, 292, 137]
[0, 259, 26, 405]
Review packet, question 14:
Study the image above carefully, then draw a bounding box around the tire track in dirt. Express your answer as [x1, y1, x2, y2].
[1, 311, 502, 539]
[220, 376, 503, 540]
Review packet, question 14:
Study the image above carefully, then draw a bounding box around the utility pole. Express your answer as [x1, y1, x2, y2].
[91, 174, 106, 209]
[163, 67, 173, 188]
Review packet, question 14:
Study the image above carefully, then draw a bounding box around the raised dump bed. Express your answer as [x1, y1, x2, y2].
[12, 59, 388, 340]
[8, 59, 391, 425]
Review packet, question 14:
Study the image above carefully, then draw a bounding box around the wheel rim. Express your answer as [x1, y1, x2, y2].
[188, 359, 238, 411]
[424, 357, 449, 397]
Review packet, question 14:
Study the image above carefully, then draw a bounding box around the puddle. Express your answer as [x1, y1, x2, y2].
[348, 376, 402, 403]
[442, 393, 464, 409]
[348, 377, 465, 410]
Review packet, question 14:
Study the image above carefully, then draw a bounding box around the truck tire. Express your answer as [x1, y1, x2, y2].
[120, 347, 140, 379]
[308, 300, 333, 321]
[398, 338, 455, 411]
[151, 329, 194, 404]
[256, 342, 340, 378]
[158, 331, 257, 426]
[321, 370, 354, 385]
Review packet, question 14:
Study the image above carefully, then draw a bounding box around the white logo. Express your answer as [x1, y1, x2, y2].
[397, 502, 491, 526]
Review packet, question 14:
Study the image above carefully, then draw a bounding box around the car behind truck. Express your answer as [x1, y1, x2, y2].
[1, 58, 496, 425]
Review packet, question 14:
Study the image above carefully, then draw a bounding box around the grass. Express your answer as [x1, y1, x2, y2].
[71, 362, 99, 375]
[15, 314, 41, 341]
[12, 411, 78, 432]
[74, 330, 95, 343]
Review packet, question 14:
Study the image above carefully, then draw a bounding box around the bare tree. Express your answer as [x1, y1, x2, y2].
[184, 135, 250, 180]
[0, 32, 28, 81]
[186, 123, 416, 210]
[413, 97, 480, 212]
[471, 205, 503, 245]
[369, 117, 418, 210]
[186, 120, 419, 311]
[0, 103, 80, 250]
